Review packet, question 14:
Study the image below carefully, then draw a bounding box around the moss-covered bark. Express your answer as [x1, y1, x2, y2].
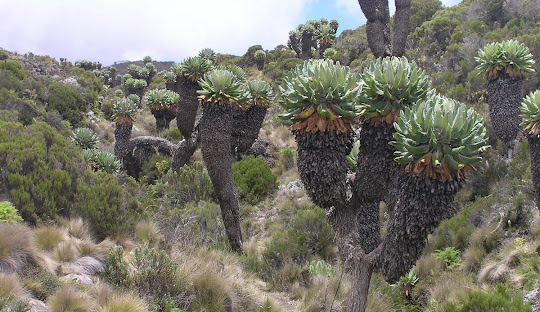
[487, 74, 523, 150]
[175, 76, 199, 138]
[295, 131, 353, 209]
[200, 104, 243, 253]
[114, 122, 132, 161]
[231, 106, 267, 157]
[378, 175, 464, 282]
[528, 135, 540, 211]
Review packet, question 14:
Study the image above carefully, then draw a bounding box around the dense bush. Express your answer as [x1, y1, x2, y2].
[72, 170, 138, 239]
[442, 284, 532, 312]
[105, 245, 188, 311]
[0, 121, 81, 222]
[259, 206, 335, 288]
[47, 82, 86, 127]
[0, 201, 22, 223]
[0, 60, 26, 80]
[263, 58, 304, 82]
[140, 154, 171, 184]
[232, 156, 277, 204]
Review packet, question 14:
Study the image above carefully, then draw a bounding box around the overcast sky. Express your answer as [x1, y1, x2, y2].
[0, 0, 462, 66]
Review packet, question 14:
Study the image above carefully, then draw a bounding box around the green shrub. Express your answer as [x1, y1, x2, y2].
[0, 60, 26, 80]
[261, 206, 335, 286]
[105, 246, 130, 288]
[151, 161, 214, 207]
[24, 269, 61, 301]
[73, 170, 136, 239]
[263, 58, 304, 81]
[47, 82, 86, 127]
[232, 156, 277, 204]
[442, 284, 532, 312]
[434, 247, 462, 269]
[0, 201, 22, 223]
[278, 148, 297, 170]
[140, 154, 171, 184]
[167, 201, 229, 250]
[0, 296, 28, 312]
[0, 121, 81, 222]
[161, 128, 183, 144]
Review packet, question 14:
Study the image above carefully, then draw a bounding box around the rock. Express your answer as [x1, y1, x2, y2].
[60, 273, 93, 285]
[61, 77, 79, 87]
[63, 256, 105, 275]
[525, 288, 540, 312]
[28, 299, 48, 312]
[279, 180, 304, 193]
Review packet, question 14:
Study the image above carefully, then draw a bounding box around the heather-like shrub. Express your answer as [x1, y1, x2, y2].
[105, 246, 130, 288]
[442, 284, 532, 312]
[47, 82, 86, 127]
[0, 60, 26, 80]
[0, 121, 81, 222]
[232, 156, 277, 204]
[72, 170, 133, 239]
[0, 201, 22, 223]
[140, 154, 171, 184]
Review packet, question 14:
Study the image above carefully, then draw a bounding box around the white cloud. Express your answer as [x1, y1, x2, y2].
[0, 0, 312, 65]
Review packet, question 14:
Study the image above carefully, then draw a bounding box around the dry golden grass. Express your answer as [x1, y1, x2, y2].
[47, 285, 95, 312]
[428, 272, 477, 307]
[52, 241, 80, 263]
[414, 254, 444, 280]
[0, 223, 37, 274]
[0, 273, 30, 300]
[366, 291, 395, 312]
[65, 218, 93, 241]
[462, 244, 487, 272]
[100, 293, 148, 312]
[298, 272, 350, 312]
[34, 225, 67, 251]
[135, 221, 162, 248]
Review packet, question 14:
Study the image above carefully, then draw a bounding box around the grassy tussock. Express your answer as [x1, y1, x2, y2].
[100, 293, 148, 312]
[34, 226, 67, 251]
[0, 223, 37, 274]
[135, 221, 162, 248]
[65, 218, 93, 241]
[52, 241, 80, 263]
[0, 273, 30, 300]
[427, 273, 477, 309]
[47, 286, 95, 312]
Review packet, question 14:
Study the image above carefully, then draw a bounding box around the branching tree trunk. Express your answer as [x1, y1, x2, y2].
[358, 0, 411, 57]
[175, 76, 200, 138]
[528, 135, 540, 211]
[200, 104, 243, 253]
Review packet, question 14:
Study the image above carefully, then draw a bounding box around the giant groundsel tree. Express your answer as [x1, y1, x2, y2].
[279, 58, 489, 311]
[475, 39, 535, 157]
[520, 90, 540, 210]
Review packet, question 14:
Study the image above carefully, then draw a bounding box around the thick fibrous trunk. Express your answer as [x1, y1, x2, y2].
[200, 104, 243, 253]
[354, 124, 397, 203]
[256, 60, 264, 71]
[358, 0, 391, 58]
[165, 82, 176, 92]
[171, 126, 200, 172]
[392, 0, 411, 56]
[289, 34, 301, 57]
[295, 131, 353, 209]
[176, 76, 200, 138]
[152, 110, 168, 132]
[232, 106, 267, 157]
[378, 175, 464, 282]
[528, 135, 540, 211]
[487, 75, 523, 150]
[346, 258, 374, 312]
[300, 32, 314, 60]
[123, 136, 174, 179]
[114, 124, 132, 161]
[319, 43, 331, 58]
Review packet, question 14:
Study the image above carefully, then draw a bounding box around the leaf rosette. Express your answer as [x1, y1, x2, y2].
[390, 95, 489, 181]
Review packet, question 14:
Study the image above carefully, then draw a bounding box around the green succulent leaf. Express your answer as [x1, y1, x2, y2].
[197, 69, 243, 106]
[145, 89, 179, 111]
[83, 149, 121, 174]
[254, 50, 266, 61]
[180, 57, 212, 82]
[475, 40, 535, 80]
[358, 56, 432, 121]
[278, 59, 361, 125]
[215, 64, 247, 83]
[246, 80, 273, 107]
[112, 98, 138, 121]
[390, 95, 489, 181]
[71, 127, 99, 150]
[124, 78, 147, 89]
[520, 90, 540, 137]
[198, 48, 216, 63]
